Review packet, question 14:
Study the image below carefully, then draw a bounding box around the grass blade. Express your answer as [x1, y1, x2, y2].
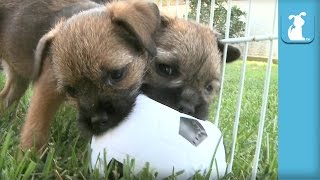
[22, 161, 37, 180]
[14, 150, 31, 178]
[205, 135, 223, 180]
[43, 148, 55, 178]
[0, 131, 12, 170]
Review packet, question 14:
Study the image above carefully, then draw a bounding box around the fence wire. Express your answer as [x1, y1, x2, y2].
[156, 0, 278, 179]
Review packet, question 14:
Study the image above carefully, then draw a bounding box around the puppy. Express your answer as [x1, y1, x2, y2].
[85, 0, 241, 120]
[0, 0, 99, 112]
[0, 0, 160, 150]
[85, 2, 240, 120]
[142, 16, 241, 120]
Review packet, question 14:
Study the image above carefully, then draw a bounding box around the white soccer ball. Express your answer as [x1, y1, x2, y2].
[91, 94, 227, 179]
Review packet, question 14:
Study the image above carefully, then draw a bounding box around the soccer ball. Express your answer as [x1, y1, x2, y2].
[91, 94, 227, 179]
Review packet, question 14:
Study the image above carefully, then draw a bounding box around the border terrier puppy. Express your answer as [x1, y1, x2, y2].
[0, 0, 160, 150]
[87, 0, 241, 120]
[90, 0, 240, 120]
[141, 16, 241, 120]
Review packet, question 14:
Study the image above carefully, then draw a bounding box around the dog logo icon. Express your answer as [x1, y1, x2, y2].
[288, 12, 306, 40]
[281, 11, 314, 44]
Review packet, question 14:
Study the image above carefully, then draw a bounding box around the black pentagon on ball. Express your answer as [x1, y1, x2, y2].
[107, 158, 123, 179]
[179, 117, 208, 146]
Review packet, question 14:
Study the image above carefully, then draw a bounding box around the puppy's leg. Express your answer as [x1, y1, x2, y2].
[0, 60, 29, 114]
[20, 67, 64, 150]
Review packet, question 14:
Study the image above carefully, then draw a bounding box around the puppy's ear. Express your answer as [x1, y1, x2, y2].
[109, 0, 161, 57]
[160, 15, 172, 28]
[288, 15, 295, 20]
[299, 12, 306, 17]
[217, 41, 241, 63]
[33, 21, 64, 80]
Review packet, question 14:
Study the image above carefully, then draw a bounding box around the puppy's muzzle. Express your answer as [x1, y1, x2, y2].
[77, 96, 135, 136]
[91, 112, 109, 131]
[177, 102, 195, 116]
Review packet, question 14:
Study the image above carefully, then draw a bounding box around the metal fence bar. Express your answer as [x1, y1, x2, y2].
[156, 0, 278, 177]
[250, 1, 278, 179]
[220, 35, 278, 43]
[196, 0, 201, 23]
[214, 0, 233, 126]
[227, 0, 253, 173]
[208, 0, 216, 29]
[185, 0, 189, 20]
[175, 0, 179, 17]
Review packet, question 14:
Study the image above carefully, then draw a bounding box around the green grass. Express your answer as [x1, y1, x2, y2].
[209, 60, 278, 179]
[0, 60, 278, 179]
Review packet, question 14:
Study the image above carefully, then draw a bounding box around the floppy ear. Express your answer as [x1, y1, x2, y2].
[299, 12, 306, 16]
[108, 0, 161, 57]
[160, 15, 173, 28]
[33, 21, 64, 80]
[288, 15, 295, 20]
[217, 41, 241, 63]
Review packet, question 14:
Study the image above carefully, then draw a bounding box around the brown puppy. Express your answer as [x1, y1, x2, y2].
[0, 0, 100, 112]
[87, 0, 241, 120]
[0, 0, 160, 150]
[141, 16, 241, 120]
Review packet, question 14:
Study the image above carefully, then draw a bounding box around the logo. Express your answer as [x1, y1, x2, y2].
[281, 11, 314, 44]
[288, 12, 307, 40]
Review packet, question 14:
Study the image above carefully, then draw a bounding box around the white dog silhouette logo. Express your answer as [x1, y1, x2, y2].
[288, 12, 307, 40]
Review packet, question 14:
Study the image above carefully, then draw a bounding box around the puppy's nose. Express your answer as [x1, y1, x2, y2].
[91, 114, 108, 128]
[178, 103, 195, 116]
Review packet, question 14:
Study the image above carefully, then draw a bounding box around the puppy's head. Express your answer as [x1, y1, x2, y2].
[142, 16, 241, 120]
[34, 0, 160, 136]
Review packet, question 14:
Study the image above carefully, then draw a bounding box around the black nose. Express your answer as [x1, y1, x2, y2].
[91, 113, 108, 129]
[177, 102, 195, 115]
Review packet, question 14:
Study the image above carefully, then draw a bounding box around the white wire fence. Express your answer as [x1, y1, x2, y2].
[154, 0, 278, 179]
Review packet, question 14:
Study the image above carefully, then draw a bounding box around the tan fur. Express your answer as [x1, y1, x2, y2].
[142, 15, 240, 119]
[54, 12, 238, 123]
[20, 60, 64, 150]
[0, 0, 160, 150]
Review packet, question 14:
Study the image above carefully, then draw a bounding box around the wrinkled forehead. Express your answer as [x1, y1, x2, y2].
[53, 11, 134, 67]
[156, 20, 222, 80]
[51, 13, 141, 84]
[154, 50, 221, 85]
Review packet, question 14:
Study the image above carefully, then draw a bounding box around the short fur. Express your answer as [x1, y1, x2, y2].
[0, 0, 160, 150]
[89, 1, 241, 120]
[142, 16, 241, 120]
[87, 1, 241, 120]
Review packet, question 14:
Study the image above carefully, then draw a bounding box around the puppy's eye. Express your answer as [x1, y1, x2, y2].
[206, 84, 214, 93]
[156, 63, 178, 77]
[65, 85, 77, 97]
[110, 67, 127, 83]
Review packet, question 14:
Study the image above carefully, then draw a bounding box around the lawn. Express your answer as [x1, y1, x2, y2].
[0, 60, 278, 179]
[210, 60, 278, 179]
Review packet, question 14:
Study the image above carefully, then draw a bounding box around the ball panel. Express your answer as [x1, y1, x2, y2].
[179, 117, 208, 146]
[91, 95, 227, 179]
